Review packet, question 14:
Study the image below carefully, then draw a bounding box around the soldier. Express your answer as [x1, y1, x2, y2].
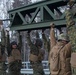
[0, 44, 7, 75]
[65, 0, 76, 74]
[7, 41, 22, 75]
[0, 20, 7, 75]
[49, 23, 72, 75]
[27, 31, 45, 75]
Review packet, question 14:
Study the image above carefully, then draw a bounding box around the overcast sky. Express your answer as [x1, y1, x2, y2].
[0, 0, 42, 26]
[0, 0, 42, 20]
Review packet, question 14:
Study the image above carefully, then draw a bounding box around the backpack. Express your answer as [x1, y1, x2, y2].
[50, 46, 64, 74]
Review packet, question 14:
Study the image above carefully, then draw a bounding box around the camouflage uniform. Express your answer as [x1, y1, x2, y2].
[42, 32, 50, 52]
[65, 3, 76, 75]
[42, 31, 50, 75]
[27, 32, 45, 75]
[7, 41, 22, 75]
[0, 22, 7, 75]
[0, 45, 7, 75]
[65, 9, 76, 51]
[49, 25, 72, 75]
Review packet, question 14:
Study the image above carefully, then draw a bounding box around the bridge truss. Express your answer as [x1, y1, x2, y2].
[8, 0, 76, 31]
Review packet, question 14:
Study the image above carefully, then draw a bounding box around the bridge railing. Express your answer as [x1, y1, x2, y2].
[21, 61, 50, 74]
[22, 61, 49, 69]
[6, 61, 50, 75]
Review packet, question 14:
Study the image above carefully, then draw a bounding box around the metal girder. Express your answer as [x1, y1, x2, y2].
[10, 20, 66, 31]
[10, 18, 76, 31]
[8, 0, 76, 31]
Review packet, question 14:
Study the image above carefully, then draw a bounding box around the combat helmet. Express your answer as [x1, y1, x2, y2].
[11, 41, 17, 45]
[57, 33, 69, 42]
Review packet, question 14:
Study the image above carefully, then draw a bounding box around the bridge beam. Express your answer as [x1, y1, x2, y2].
[8, 0, 76, 31]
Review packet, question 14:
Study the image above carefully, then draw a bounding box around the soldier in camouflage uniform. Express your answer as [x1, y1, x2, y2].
[0, 20, 7, 75]
[27, 31, 45, 75]
[7, 41, 22, 75]
[65, 0, 76, 51]
[0, 43, 7, 75]
[49, 23, 72, 75]
[65, 0, 76, 74]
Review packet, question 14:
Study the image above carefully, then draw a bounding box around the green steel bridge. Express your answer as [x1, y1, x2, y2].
[8, 0, 76, 31]
[7, 1, 76, 75]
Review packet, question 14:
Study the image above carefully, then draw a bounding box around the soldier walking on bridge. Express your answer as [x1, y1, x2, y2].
[27, 31, 45, 75]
